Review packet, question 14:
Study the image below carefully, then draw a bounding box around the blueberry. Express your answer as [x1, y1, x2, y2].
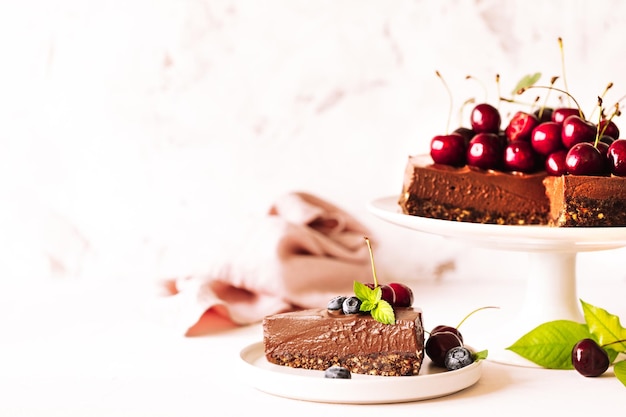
[327, 296, 346, 311]
[342, 296, 361, 314]
[324, 366, 351, 379]
[444, 346, 473, 370]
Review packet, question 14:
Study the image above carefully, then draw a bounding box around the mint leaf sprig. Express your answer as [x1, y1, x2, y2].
[353, 281, 395, 325]
[507, 299, 626, 387]
[355, 237, 396, 325]
[473, 349, 489, 362]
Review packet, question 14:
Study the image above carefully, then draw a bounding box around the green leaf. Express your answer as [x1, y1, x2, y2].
[511, 72, 541, 95]
[360, 299, 377, 312]
[614, 360, 626, 387]
[506, 320, 590, 369]
[353, 281, 378, 304]
[371, 300, 395, 325]
[581, 299, 626, 354]
[353, 281, 395, 324]
[472, 349, 488, 361]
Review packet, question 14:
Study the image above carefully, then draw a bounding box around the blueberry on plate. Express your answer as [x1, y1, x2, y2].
[444, 346, 473, 371]
[324, 366, 351, 379]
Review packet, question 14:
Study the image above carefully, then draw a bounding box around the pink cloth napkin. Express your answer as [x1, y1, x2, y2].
[160, 192, 373, 336]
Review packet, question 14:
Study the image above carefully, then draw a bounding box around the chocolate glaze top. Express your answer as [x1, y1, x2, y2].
[400, 155, 550, 214]
[263, 308, 423, 358]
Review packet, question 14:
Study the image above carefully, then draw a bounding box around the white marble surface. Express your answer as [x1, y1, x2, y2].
[3, 2, 626, 414]
[2, 277, 625, 416]
[2, 0, 626, 286]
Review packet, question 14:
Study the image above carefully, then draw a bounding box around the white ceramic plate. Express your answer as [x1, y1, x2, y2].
[239, 342, 482, 404]
[367, 196, 626, 252]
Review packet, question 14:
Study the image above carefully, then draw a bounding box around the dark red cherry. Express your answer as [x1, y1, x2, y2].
[530, 122, 563, 156]
[365, 283, 396, 305]
[599, 135, 615, 146]
[388, 282, 414, 307]
[425, 328, 464, 367]
[430, 133, 467, 166]
[565, 142, 608, 176]
[466, 132, 503, 170]
[545, 149, 568, 175]
[497, 130, 508, 148]
[452, 127, 475, 143]
[534, 107, 553, 124]
[503, 140, 537, 173]
[596, 141, 610, 159]
[598, 119, 620, 140]
[531, 121, 564, 156]
[505, 111, 540, 142]
[430, 325, 464, 343]
[572, 338, 610, 377]
[470, 103, 501, 134]
[561, 115, 596, 149]
[380, 285, 396, 305]
[607, 139, 626, 176]
[552, 107, 581, 124]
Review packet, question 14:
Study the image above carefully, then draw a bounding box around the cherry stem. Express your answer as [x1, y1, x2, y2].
[529, 96, 541, 113]
[364, 237, 379, 287]
[609, 92, 626, 112]
[466, 74, 488, 103]
[594, 96, 603, 148]
[588, 82, 613, 121]
[456, 306, 500, 329]
[436, 70, 453, 135]
[558, 37, 572, 107]
[459, 97, 476, 126]
[537, 76, 558, 120]
[596, 103, 622, 145]
[495, 73, 501, 111]
[518, 85, 585, 119]
[499, 96, 542, 107]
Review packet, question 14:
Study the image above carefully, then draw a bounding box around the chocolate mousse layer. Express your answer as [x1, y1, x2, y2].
[399, 155, 550, 225]
[543, 175, 626, 226]
[263, 308, 424, 376]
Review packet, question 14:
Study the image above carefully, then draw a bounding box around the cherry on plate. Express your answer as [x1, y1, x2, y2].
[571, 338, 609, 377]
[388, 282, 414, 307]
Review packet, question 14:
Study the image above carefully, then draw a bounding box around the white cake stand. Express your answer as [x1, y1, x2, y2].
[367, 196, 626, 367]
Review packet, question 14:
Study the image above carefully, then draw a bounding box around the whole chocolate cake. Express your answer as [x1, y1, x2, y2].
[399, 61, 626, 228]
[263, 307, 424, 377]
[398, 154, 626, 227]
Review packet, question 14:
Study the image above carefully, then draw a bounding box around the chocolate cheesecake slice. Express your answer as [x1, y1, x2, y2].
[543, 174, 626, 226]
[399, 155, 550, 225]
[263, 308, 424, 376]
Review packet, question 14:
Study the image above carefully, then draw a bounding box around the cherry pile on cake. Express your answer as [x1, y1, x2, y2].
[399, 75, 626, 227]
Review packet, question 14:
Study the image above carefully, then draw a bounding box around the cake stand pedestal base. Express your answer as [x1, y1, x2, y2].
[482, 251, 583, 367]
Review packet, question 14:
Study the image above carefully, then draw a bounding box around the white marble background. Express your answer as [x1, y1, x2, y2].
[2, 0, 626, 287]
